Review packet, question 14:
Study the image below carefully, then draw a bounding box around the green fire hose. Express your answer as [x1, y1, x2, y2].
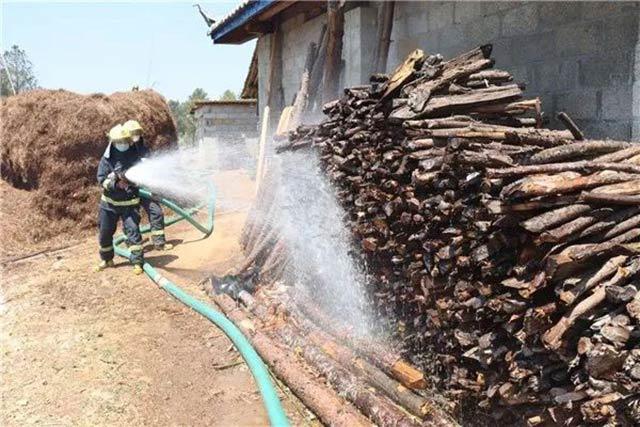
[112, 186, 290, 427]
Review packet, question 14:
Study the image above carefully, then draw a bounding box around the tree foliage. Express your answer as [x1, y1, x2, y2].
[1, 45, 38, 97]
[219, 90, 237, 101]
[168, 88, 209, 146]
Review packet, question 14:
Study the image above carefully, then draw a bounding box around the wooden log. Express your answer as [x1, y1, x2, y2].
[442, 44, 492, 67]
[391, 85, 523, 120]
[306, 25, 328, 113]
[489, 162, 640, 178]
[556, 112, 584, 140]
[407, 58, 494, 112]
[465, 69, 512, 81]
[537, 208, 613, 243]
[266, 23, 284, 117]
[413, 126, 573, 145]
[209, 293, 371, 427]
[546, 228, 640, 280]
[559, 255, 629, 305]
[573, 206, 640, 242]
[276, 325, 423, 427]
[255, 107, 271, 196]
[581, 192, 640, 205]
[590, 213, 640, 242]
[520, 204, 591, 233]
[470, 98, 540, 115]
[322, 0, 345, 104]
[543, 258, 640, 350]
[380, 49, 425, 102]
[595, 146, 640, 163]
[484, 195, 579, 214]
[528, 140, 631, 164]
[502, 171, 640, 199]
[403, 115, 476, 129]
[589, 179, 640, 196]
[292, 290, 427, 390]
[289, 42, 318, 130]
[238, 292, 455, 425]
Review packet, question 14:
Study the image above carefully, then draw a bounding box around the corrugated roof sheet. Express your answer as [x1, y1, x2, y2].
[209, 0, 276, 43]
[209, 0, 252, 35]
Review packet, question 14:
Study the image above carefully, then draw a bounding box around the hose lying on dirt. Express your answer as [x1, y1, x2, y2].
[113, 187, 290, 427]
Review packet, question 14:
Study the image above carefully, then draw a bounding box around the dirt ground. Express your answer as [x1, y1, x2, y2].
[0, 171, 311, 426]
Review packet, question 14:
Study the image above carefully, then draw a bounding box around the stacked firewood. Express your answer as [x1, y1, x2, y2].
[280, 45, 640, 425]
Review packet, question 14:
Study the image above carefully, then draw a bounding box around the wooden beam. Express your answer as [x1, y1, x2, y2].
[322, 0, 345, 104]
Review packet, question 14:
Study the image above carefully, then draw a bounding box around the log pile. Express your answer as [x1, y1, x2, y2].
[278, 45, 640, 425]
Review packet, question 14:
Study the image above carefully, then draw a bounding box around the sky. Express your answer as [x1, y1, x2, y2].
[1, 0, 256, 101]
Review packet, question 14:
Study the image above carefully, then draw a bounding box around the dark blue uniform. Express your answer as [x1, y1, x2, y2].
[134, 138, 167, 247]
[96, 142, 144, 265]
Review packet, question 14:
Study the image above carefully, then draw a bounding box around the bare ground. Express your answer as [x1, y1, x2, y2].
[0, 171, 312, 426]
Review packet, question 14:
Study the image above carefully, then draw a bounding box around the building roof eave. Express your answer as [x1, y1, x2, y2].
[210, 0, 278, 45]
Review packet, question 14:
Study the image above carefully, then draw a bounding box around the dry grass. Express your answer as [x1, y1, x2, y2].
[0, 89, 177, 252]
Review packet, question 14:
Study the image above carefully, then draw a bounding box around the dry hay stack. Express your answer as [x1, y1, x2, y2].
[0, 89, 177, 237]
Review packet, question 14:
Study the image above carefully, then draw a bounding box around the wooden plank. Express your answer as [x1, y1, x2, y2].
[380, 49, 425, 102]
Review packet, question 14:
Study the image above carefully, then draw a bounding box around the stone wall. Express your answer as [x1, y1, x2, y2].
[255, 1, 639, 140]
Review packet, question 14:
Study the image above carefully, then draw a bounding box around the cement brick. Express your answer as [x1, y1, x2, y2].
[436, 23, 464, 51]
[391, 11, 411, 40]
[483, 2, 520, 16]
[578, 55, 632, 88]
[399, 1, 428, 20]
[464, 14, 501, 44]
[555, 90, 599, 120]
[509, 31, 556, 64]
[453, 2, 485, 24]
[427, 2, 455, 31]
[502, 3, 538, 37]
[531, 60, 579, 92]
[598, 14, 639, 57]
[556, 20, 605, 57]
[633, 121, 640, 142]
[633, 82, 640, 118]
[407, 10, 429, 34]
[580, 120, 632, 140]
[537, 2, 583, 29]
[582, 1, 639, 21]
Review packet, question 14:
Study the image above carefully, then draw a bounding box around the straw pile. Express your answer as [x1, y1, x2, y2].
[0, 89, 177, 239]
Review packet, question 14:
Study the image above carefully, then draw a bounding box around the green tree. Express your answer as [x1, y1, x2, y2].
[168, 88, 209, 147]
[1, 45, 38, 96]
[219, 90, 237, 101]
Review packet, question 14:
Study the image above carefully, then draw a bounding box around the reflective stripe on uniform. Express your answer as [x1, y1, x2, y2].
[101, 194, 140, 206]
[128, 245, 143, 252]
[151, 230, 165, 236]
[99, 246, 113, 252]
[102, 179, 112, 190]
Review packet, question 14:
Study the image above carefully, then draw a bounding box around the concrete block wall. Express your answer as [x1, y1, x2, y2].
[343, 5, 378, 88]
[194, 103, 258, 140]
[194, 103, 258, 170]
[281, 13, 327, 106]
[255, 1, 639, 140]
[388, 1, 640, 140]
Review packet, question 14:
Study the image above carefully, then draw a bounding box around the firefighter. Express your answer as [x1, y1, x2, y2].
[123, 119, 173, 251]
[95, 124, 144, 274]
